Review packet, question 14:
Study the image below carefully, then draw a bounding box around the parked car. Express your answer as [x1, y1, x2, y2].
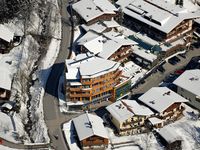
[175, 70, 184, 75]
[178, 53, 186, 59]
[168, 58, 177, 65]
[157, 66, 166, 73]
[173, 56, 181, 62]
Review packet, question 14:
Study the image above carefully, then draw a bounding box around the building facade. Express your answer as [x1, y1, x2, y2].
[173, 69, 200, 110]
[106, 100, 154, 135]
[72, 113, 109, 149]
[116, 0, 199, 57]
[138, 87, 187, 126]
[72, 0, 118, 25]
[65, 54, 130, 109]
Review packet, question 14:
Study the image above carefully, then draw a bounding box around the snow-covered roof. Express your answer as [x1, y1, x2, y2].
[173, 69, 200, 97]
[72, 0, 117, 23]
[83, 36, 103, 54]
[81, 22, 107, 33]
[133, 47, 157, 63]
[98, 37, 136, 59]
[0, 24, 14, 42]
[1, 103, 13, 110]
[81, 20, 120, 33]
[77, 31, 100, 45]
[116, 0, 200, 33]
[148, 117, 163, 125]
[72, 113, 108, 141]
[106, 99, 154, 123]
[65, 68, 80, 80]
[103, 20, 120, 28]
[78, 30, 137, 57]
[66, 54, 120, 79]
[0, 67, 12, 91]
[138, 87, 188, 113]
[158, 126, 182, 144]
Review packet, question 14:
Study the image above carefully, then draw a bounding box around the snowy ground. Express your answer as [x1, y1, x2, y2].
[63, 104, 200, 150]
[63, 121, 80, 150]
[28, 0, 61, 143]
[0, 145, 20, 150]
[0, 0, 61, 144]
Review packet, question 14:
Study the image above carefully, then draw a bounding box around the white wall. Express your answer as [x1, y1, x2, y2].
[177, 87, 200, 110]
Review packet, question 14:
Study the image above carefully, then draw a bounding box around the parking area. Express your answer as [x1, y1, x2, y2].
[131, 48, 200, 95]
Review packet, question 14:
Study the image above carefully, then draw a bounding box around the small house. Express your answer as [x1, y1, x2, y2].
[72, 112, 109, 149]
[106, 99, 154, 135]
[173, 69, 200, 110]
[0, 25, 14, 54]
[138, 87, 187, 125]
[158, 126, 182, 150]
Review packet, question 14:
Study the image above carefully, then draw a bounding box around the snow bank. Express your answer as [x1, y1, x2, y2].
[28, 0, 62, 143]
[63, 121, 80, 150]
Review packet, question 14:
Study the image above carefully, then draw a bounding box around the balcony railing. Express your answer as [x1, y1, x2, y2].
[82, 93, 112, 107]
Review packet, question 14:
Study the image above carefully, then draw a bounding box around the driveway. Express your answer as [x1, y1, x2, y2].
[43, 0, 77, 150]
[131, 48, 200, 95]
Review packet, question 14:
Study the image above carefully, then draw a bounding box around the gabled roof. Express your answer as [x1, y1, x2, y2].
[158, 126, 182, 144]
[72, 0, 117, 23]
[173, 69, 200, 97]
[138, 87, 188, 113]
[78, 31, 137, 58]
[116, 0, 200, 33]
[106, 99, 154, 123]
[0, 24, 14, 42]
[72, 113, 108, 141]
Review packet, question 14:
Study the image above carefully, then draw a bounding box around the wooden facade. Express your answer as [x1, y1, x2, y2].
[73, 9, 117, 26]
[153, 103, 185, 126]
[80, 135, 109, 149]
[124, 14, 194, 43]
[0, 88, 11, 100]
[67, 69, 122, 104]
[0, 39, 12, 54]
[108, 45, 132, 63]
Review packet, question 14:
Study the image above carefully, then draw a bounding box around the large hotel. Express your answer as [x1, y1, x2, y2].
[65, 53, 131, 108]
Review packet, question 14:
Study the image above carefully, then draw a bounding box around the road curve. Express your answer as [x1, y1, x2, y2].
[43, 0, 77, 150]
[1, 0, 73, 149]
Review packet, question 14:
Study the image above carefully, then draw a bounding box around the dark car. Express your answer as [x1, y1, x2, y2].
[178, 53, 186, 59]
[157, 66, 166, 73]
[168, 58, 177, 65]
[173, 56, 181, 62]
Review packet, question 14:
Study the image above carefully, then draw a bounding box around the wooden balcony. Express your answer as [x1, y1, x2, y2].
[123, 119, 143, 126]
[92, 87, 113, 96]
[114, 52, 131, 62]
[109, 46, 131, 59]
[81, 80, 92, 85]
[69, 93, 91, 98]
[92, 79, 115, 90]
[69, 87, 81, 92]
